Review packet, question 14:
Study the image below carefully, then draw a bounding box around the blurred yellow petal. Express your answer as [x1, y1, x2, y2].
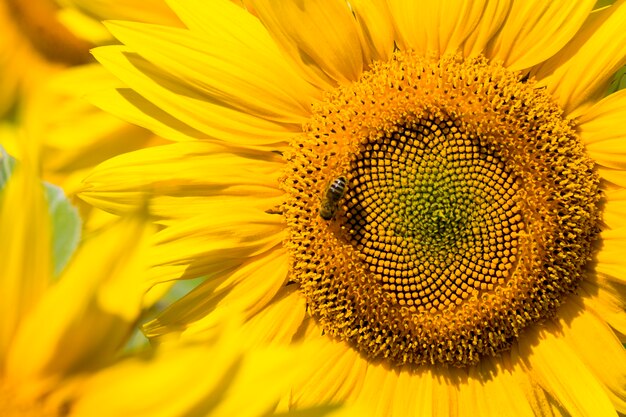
[148, 208, 285, 284]
[0, 166, 51, 364]
[6, 215, 154, 380]
[73, 327, 330, 417]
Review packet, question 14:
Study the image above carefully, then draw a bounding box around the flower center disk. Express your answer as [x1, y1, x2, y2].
[282, 52, 601, 367]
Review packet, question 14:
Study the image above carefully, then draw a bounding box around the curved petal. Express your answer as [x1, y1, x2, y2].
[144, 247, 288, 338]
[148, 208, 286, 284]
[92, 45, 300, 146]
[462, 0, 512, 58]
[74, 327, 326, 417]
[578, 89, 626, 169]
[238, 288, 308, 345]
[602, 189, 626, 230]
[6, 215, 153, 381]
[290, 330, 367, 408]
[349, 0, 396, 63]
[533, 0, 626, 116]
[0, 167, 51, 363]
[486, 0, 596, 71]
[521, 323, 617, 417]
[389, 0, 491, 56]
[78, 141, 283, 217]
[580, 279, 626, 339]
[247, 0, 365, 86]
[462, 356, 536, 417]
[595, 228, 626, 283]
[559, 300, 626, 413]
[104, 16, 318, 123]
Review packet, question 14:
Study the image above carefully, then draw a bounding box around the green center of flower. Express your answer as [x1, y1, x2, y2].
[282, 52, 601, 367]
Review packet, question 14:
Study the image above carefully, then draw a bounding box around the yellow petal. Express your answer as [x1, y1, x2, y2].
[534, 0, 626, 115]
[104, 18, 316, 124]
[578, 89, 626, 169]
[464, 356, 535, 417]
[353, 362, 398, 416]
[291, 332, 366, 408]
[145, 247, 287, 338]
[247, 0, 364, 86]
[6, 215, 154, 380]
[580, 278, 626, 338]
[238, 288, 307, 345]
[521, 323, 617, 417]
[462, 0, 512, 58]
[74, 325, 325, 417]
[63, 0, 181, 27]
[348, 0, 396, 63]
[92, 45, 300, 146]
[486, 0, 596, 71]
[559, 299, 626, 413]
[148, 208, 285, 285]
[595, 227, 626, 282]
[509, 343, 569, 417]
[0, 166, 51, 364]
[389, 0, 493, 56]
[598, 168, 626, 189]
[603, 189, 626, 231]
[79, 141, 283, 217]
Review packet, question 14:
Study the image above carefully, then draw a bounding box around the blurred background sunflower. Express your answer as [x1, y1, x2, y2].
[56, 0, 626, 415]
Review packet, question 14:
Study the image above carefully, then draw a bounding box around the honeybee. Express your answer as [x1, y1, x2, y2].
[319, 176, 347, 220]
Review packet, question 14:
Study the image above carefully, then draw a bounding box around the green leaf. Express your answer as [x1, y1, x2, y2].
[44, 182, 82, 277]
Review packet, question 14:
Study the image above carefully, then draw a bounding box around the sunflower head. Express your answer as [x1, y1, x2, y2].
[282, 51, 602, 367]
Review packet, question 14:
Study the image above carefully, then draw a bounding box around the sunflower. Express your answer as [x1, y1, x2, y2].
[80, 0, 626, 415]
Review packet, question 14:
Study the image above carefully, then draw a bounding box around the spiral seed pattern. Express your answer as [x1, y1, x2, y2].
[282, 52, 601, 367]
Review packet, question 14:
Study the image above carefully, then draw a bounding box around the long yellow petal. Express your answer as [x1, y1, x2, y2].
[79, 141, 283, 217]
[462, 0, 512, 58]
[104, 18, 317, 124]
[559, 299, 626, 413]
[522, 324, 617, 417]
[92, 45, 300, 146]
[486, 0, 596, 71]
[348, 0, 396, 63]
[73, 325, 326, 417]
[247, 0, 364, 86]
[145, 247, 288, 338]
[578, 89, 626, 170]
[6, 215, 154, 381]
[291, 332, 366, 408]
[534, 0, 626, 116]
[0, 166, 51, 365]
[388, 0, 492, 56]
